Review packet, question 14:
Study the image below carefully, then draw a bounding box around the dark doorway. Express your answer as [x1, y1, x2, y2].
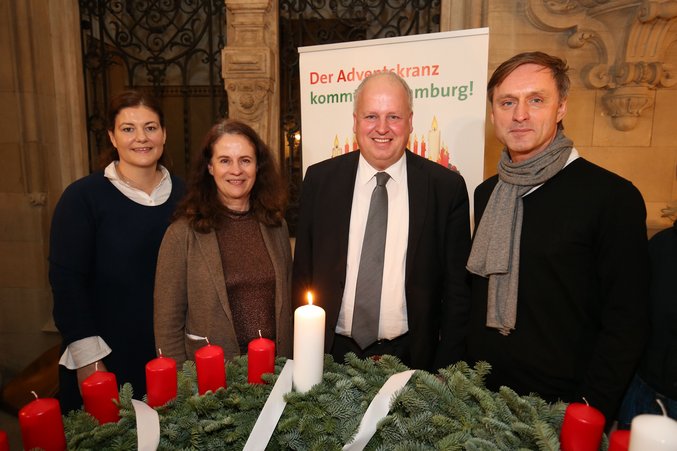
[279, 0, 441, 233]
[79, 0, 228, 178]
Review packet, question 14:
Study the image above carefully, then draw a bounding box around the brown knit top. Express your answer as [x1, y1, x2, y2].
[215, 209, 276, 354]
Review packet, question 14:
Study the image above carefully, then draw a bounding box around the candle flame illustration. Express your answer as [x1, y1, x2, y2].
[306, 291, 314, 305]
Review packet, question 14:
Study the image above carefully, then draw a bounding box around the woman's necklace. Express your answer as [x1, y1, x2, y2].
[116, 164, 161, 193]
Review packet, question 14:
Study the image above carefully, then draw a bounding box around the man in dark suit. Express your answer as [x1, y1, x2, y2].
[292, 72, 471, 370]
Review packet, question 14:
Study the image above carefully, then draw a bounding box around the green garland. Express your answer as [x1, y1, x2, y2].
[63, 355, 609, 450]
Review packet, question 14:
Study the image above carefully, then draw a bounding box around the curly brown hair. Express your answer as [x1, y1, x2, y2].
[99, 90, 170, 169]
[175, 119, 287, 232]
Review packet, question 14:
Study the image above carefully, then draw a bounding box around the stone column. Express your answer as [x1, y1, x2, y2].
[0, 0, 84, 376]
[223, 0, 280, 158]
[441, 0, 487, 31]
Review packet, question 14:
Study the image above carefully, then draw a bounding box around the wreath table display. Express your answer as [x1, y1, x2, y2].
[61, 354, 593, 450]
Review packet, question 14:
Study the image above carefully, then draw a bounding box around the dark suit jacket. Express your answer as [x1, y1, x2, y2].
[292, 150, 471, 370]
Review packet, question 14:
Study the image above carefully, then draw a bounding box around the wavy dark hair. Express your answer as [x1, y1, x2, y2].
[99, 90, 169, 169]
[175, 118, 287, 232]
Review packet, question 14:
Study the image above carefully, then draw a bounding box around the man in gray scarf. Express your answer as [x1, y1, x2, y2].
[466, 52, 649, 425]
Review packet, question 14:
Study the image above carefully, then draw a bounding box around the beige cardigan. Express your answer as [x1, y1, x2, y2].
[154, 217, 293, 365]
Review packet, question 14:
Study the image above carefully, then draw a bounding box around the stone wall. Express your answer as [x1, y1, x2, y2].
[0, 0, 85, 378]
[478, 0, 677, 234]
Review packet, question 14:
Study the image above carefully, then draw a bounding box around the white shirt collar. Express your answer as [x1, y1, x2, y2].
[523, 147, 580, 197]
[104, 161, 173, 206]
[356, 151, 407, 186]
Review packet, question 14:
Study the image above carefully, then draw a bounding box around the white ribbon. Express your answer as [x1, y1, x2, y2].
[342, 370, 416, 451]
[126, 360, 409, 451]
[186, 333, 208, 342]
[131, 399, 160, 451]
[243, 359, 294, 451]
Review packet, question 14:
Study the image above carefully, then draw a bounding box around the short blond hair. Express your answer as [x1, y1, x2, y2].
[353, 71, 413, 113]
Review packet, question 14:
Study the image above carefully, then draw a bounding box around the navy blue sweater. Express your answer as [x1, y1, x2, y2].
[50, 171, 184, 411]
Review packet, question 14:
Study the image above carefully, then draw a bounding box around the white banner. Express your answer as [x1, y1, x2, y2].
[298, 28, 489, 214]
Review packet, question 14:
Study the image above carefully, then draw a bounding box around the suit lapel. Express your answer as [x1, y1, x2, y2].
[405, 151, 427, 282]
[194, 229, 233, 322]
[332, 153, 359, 279]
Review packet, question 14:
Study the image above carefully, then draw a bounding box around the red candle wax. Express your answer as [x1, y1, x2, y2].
[248, 336, 275, 384]
[195, 343, 226, 394]
[560, 402, 605, 451]
[609, 429, 630, 451]
[18, 396, 66, 451]
[0, 430, 10, 451]
[81, 370, 120, 424]
[146, 355, 177, 407]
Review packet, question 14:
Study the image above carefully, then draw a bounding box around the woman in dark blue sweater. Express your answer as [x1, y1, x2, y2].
[49, 91, 185, 412]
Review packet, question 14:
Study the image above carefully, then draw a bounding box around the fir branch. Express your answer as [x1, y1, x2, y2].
[532, 420, 560, 451]
[62, 357, 600, 450]
[464, 437, 501, 450]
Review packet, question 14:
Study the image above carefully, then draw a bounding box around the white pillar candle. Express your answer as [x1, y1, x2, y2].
[629, 412, 677, 450]
[293, 291, 325, 393]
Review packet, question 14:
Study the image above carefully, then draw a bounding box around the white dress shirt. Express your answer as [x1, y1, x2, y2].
[524, 148, 580, 197]
[336, 152, 409, 340]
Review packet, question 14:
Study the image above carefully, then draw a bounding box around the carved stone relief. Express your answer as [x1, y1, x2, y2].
[526, 0, 677, 130]
[223, 0, 279, 149]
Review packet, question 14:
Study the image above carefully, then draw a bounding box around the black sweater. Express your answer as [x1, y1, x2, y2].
[467, 158, 649, 422]
[639, 221, 677, 399]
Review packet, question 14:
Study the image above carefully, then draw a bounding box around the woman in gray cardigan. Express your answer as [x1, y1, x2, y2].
[154, 119, 292, 365]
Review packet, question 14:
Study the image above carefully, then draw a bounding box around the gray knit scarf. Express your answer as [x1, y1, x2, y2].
[467, 130, 573, 335]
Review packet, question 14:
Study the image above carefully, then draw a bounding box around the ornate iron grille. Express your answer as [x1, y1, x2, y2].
[79, 0, 227, 178]
[279, 0, 441, 234]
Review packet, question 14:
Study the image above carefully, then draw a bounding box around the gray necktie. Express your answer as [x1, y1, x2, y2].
[352, 171, 390, 349]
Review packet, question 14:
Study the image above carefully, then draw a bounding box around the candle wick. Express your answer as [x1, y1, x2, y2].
[205, 337, 210, 345]
[258, 329, 262, 339]
[656, 398, 668, 416]
[30, 390, 38, 400]
[95, 361, 99, 372]
[158, 348, 163, 357]
[582, 396, 590, 406]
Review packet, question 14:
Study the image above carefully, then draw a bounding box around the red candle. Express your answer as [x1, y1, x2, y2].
[145, 350, 177, 407]
[81, 370, 120, 424]
[195, 342, 226, 394]
[18, 393, 66, 451]
[560, 401, 605, 451]
[248, 331, 275, 384]
[0, 430, 10, 451]
[609, 429, 630, 451]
